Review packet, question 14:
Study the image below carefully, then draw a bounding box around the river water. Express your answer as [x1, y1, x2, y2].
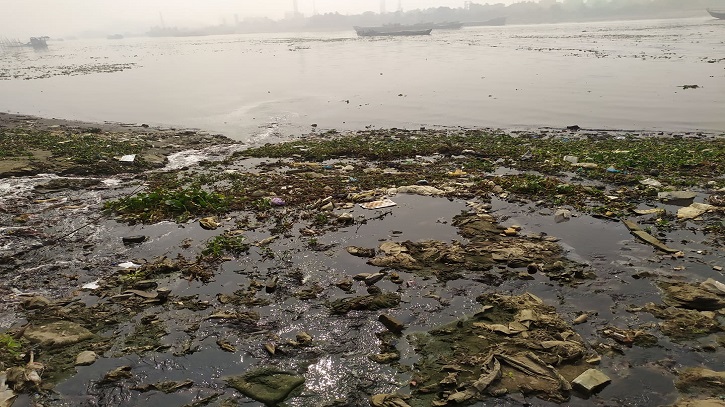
[1, 17, 724, 141]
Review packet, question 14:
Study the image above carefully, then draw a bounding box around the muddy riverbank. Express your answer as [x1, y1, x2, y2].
[1, 114, 724, 407]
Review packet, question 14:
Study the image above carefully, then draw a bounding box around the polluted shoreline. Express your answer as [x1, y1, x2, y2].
[0, 113, 723, 407]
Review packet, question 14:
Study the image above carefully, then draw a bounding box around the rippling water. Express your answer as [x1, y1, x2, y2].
[1, 17, 724, 141]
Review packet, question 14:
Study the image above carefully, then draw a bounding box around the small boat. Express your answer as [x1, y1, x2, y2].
[463, 17, 507, 27]
[354, 26, 432, 37]
[706, 9, 725, 19]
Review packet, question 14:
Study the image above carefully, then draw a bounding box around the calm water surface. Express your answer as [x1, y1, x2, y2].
[1, 17, 724, 141]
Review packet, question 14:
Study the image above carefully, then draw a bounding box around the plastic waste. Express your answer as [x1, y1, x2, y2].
[639, 178, 662, 188]
[119, 154, 136, 162]
[563, 155, 578, 164]
[270, 197, 286, 206]
[82, 280, 100, 290]
[117, 261, 141, 269]
[360, 198, 396, 209]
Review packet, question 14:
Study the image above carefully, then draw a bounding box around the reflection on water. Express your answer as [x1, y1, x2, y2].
[1, 17, 723, 140]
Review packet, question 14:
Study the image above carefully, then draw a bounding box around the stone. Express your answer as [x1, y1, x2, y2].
[364, 273, 386, 286]
[22, 296, 51, 310]
[101, 366, 132, 383]
[346, 246, 376, 258]
[24, 321, 94, 347]
[226, 367, 304, 405]
[199, 217, 221, 230]
[75, 351, 98, 366]
[122, 235, 147, 244]
[554, 209, 571, 223]
[673, 397, 725, 407]
[378, 314, 405, 334]
[572, 369, 611, 394]
[658, 190, 697, 205]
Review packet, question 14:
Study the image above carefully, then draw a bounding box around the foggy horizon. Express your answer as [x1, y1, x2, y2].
[1, 0, 531, 38]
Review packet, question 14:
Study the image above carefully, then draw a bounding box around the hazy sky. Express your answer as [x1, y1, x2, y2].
[0, 0, 523, 37]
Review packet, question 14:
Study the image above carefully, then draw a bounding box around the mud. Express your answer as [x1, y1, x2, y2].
[0, 114, 724, 407]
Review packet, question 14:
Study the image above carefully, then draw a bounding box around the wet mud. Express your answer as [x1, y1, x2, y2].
[0, 115, 724, 407]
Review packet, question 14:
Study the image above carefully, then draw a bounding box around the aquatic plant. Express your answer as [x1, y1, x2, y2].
[0, 333, 22, 356]
[201, 234, 250, 258]
[105, 187, 227, 223]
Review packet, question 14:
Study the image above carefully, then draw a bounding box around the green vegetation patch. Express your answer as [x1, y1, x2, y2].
[105, 186, 227, 223]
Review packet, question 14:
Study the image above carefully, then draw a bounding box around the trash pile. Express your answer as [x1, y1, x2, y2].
[408, 293, 607, 405]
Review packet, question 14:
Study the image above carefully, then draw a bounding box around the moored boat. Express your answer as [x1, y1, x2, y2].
[354, 26, 433, 37]
[463, 17, 507, 27]
[706, 8, 725, 19]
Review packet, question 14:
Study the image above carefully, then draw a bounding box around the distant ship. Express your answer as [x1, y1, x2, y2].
[354, 26, 433, 37]
[462, 17, 507, 27]
[107, 34, 124, 40]
[706, 9, 725, 19]
[408, 22, 464, 30]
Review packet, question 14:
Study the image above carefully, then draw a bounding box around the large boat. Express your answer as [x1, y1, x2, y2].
[409, 22, 463, 30]
[706, 9, 725, 19]
[354, 26, 433, 37]
[462, 17, 507, 27]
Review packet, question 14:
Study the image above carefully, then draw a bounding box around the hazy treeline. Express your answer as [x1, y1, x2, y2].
[145, 0, 722, 36]
[240, 0, 721, 33]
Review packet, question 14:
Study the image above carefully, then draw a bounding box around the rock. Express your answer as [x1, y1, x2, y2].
[296, 331, 312, 345]
[328, 293, 401, 315]
[199, 217, 221, 230]
[672, 397, 725, 407]
[22, 296, 51, 310]
[346, 246, 376, 258]
[573, 313, 588, 325]
[226, 367, 305, 405]
[101, 366, 132, 383]
[378, 314, 405, 334]
[364, 273, 386, 286]
[337, 212, 354, 224]
[658, 191, 697, 205]
[661, 281, 725, 311]
[676, 368, 725, 396]
[554, 209, 571, 223]
[369, 352, 400, 364]
[320, 202, 334, 211]
[75, 351, 98, 366]
[503, 228, 518, 236]
[572, 369, 611, 394]
[265, 276, 278, 293]
[370, 393, 412, 407]
[24, 321, 94, 347]
[122, 235, 147, 244]
[586, 356, 602, 365]
[335, 277, 353, 292]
